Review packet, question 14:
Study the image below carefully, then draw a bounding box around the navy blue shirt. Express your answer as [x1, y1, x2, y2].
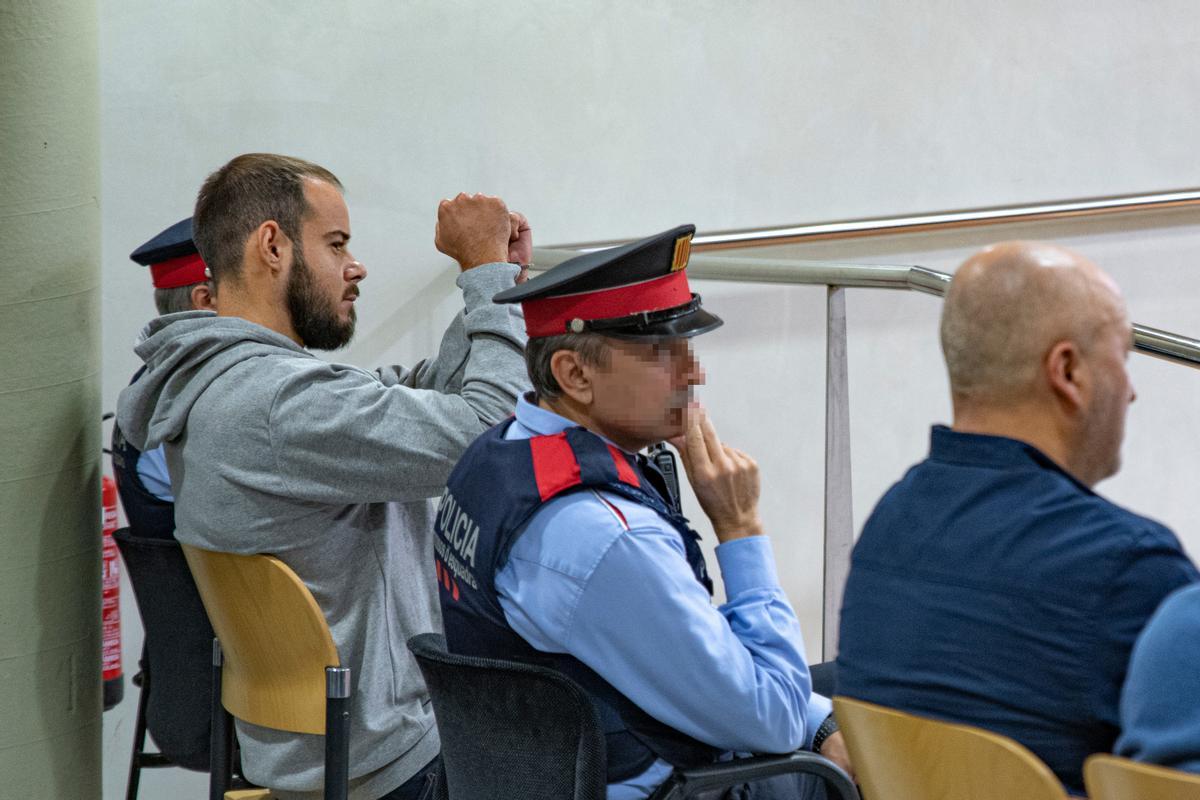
[837, 426, 1198, 795]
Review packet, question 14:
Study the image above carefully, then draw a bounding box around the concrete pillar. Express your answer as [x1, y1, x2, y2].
[0, 0, 103, 796]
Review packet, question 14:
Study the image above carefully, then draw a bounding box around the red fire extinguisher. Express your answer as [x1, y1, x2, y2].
[102, 474, 124, 710]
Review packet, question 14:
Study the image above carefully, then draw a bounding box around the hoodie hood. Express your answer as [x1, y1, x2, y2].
[117, 311, 311, 450]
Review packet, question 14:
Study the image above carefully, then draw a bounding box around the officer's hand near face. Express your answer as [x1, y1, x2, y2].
[435, 193, 512, 271]
[508, 211, 532, 284]
[669, 408, 764, 543]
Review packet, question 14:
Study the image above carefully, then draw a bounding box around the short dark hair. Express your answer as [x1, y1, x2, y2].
[524, 333, 611, 399]
[193, 153, 342, 285]
[153, 282, 211, 315]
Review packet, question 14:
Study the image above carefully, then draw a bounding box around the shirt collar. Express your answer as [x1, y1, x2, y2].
[514, 392, 633, 453]
[928, 424, 1094, 495]
[514, 392, 577, 435]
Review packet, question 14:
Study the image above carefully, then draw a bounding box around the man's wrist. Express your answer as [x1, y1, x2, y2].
[812, 712, 839, 754]
[509, 260, 531, 284]
[713, 516, 764, 542]
[457, 246, 510, 271]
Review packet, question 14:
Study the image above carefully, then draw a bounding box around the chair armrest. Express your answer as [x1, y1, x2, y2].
[647, 751, 859, 800]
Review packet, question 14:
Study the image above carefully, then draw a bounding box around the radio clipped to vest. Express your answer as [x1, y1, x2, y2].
[645, 443, 682, 514]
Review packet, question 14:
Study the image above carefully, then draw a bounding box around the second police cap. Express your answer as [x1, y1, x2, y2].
[130, 217, 209, 289]
[493, 224, 723, 340]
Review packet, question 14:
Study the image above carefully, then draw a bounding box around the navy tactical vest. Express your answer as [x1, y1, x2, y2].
[435, 418, 723, 782]
[110, 369, 176, 539]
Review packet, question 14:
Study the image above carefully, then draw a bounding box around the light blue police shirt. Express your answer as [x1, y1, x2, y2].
[136, 443, 174, 501]
[496, 396, 831, 800]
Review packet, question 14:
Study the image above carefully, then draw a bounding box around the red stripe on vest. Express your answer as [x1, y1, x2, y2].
[607, 445, 641, 489]
[529, 433, 583, 501]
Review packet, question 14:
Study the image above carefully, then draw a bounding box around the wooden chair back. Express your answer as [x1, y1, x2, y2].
[182, 544, 339, 734]
[1085, 753, 1200, 800]
[833, 696, 1068, 800]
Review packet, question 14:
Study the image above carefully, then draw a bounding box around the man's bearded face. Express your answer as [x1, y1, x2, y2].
[286, 242, 357, 351]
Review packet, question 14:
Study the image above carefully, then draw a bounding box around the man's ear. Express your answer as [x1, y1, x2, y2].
[1044, 340, 1086, 413]
[550, 349, 593, 405]
[190, 282, 216, 311]
[251, 220, 291, 277]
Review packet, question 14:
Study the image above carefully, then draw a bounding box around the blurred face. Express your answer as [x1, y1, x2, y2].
[586, 337, 704, 451]
[285, 179, 366, 350]
[1076, 311, 1136, 486]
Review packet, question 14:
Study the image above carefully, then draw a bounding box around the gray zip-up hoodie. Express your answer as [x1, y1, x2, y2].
[117, 262, 527, 800]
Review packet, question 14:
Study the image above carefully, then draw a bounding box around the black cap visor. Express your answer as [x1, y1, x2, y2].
[578, 295, 723, 340]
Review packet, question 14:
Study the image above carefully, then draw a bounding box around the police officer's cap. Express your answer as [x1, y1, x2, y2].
[494, 225, 722, 340]
[130, 217, 209, 289]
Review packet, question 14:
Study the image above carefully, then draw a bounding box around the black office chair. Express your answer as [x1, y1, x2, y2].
[113, 529, 217, 798]
[809, 661, 837, 700]
[407, 633, 859, 800]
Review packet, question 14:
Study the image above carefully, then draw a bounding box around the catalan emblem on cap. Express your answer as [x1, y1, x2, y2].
[493, 224, 722, 341]
[671, 232, 692, 272]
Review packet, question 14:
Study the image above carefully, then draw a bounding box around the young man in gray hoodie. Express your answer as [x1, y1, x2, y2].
[116, 153, 530, 800]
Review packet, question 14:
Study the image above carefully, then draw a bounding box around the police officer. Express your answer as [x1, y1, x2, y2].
[435, 225, 851, 799]
[111, 218, 214, 538]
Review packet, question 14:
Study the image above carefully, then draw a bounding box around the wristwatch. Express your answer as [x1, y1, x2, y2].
[812, 712, 840, 753]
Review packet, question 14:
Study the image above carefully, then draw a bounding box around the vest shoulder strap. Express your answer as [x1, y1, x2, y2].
[528, 427, 644, 502]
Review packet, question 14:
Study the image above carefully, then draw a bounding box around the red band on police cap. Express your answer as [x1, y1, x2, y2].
[521, 270, 692, 337]
[149, 252, 208, 289]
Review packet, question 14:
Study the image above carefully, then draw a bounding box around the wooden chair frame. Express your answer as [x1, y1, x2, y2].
[1085, 753, 1200, 800]
[182, 545, 352, 800]
[834, 696, 1069, 800]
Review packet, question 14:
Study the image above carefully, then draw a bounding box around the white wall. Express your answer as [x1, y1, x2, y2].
[98, 2, 1200, 797]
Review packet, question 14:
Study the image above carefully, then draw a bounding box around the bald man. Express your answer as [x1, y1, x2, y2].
[835, 242, 1198, 794]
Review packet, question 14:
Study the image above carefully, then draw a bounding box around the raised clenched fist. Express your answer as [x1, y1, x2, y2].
[435, 193, 512, 271]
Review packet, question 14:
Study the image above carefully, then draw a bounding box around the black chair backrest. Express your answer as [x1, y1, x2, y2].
[114, 529, 215, 771]
[809, 661, 837, 699]
[408, 633, 607, 800]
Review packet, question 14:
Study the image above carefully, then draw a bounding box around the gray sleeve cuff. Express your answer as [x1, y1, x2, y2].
[456, 262, 520, 310]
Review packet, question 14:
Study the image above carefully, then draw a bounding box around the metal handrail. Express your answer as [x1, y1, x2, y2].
[531, 248, 1200, 370]
[530, 241, 1200, 656]
[549, 188, 1200, 252]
